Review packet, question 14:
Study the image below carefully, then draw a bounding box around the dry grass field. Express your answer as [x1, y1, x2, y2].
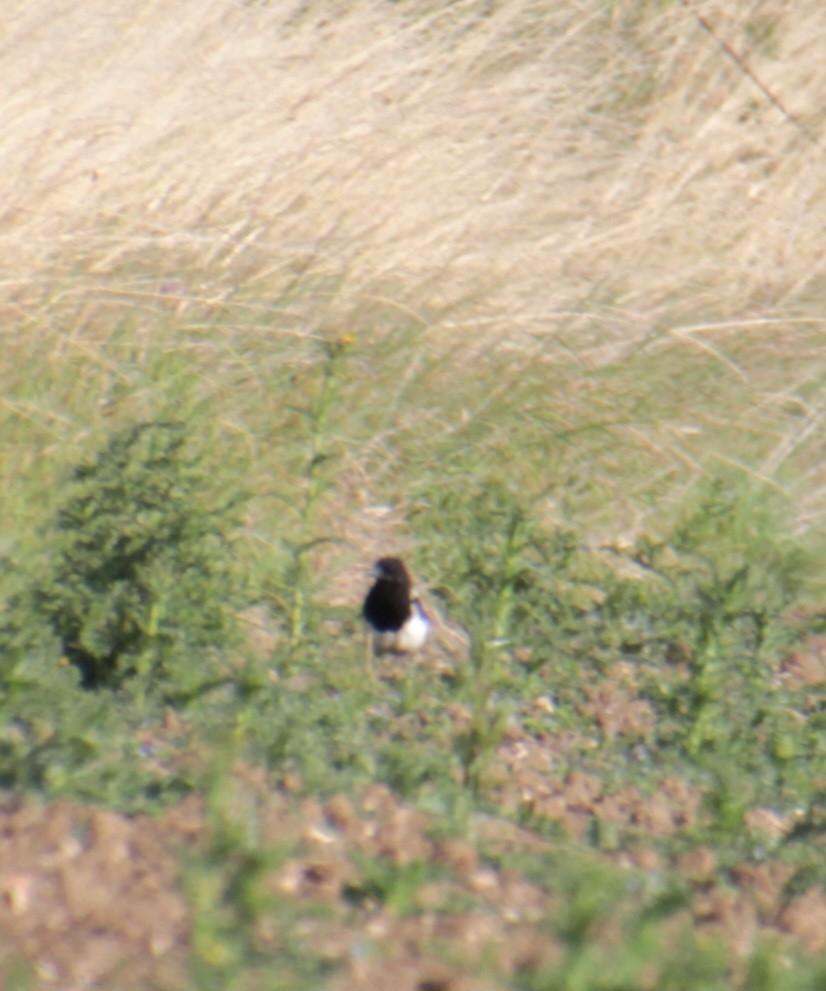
[3, 0, 825, 312]
[1, 1, 825, 988]
[3, 0, 826, 528]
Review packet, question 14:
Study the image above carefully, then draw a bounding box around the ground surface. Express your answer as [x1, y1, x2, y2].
[1, 643, 824, 990]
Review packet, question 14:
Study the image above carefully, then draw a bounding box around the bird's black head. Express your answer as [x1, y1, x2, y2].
[372, 556, 412, 587]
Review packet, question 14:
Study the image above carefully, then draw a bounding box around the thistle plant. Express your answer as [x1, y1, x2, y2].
[414, 479, 534, 794]
[285, 336, 351, 651]
[35, 420, 247, 692]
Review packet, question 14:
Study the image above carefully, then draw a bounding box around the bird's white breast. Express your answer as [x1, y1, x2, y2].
[372, 602, 430, 654]
[396, 605, 429, 651]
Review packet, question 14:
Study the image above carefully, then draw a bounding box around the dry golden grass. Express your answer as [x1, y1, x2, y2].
[1, 0, 825, 544]
[2, 0, 824, 324]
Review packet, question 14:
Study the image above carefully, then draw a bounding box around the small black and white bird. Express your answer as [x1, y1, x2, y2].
[362, 556, 430, 671]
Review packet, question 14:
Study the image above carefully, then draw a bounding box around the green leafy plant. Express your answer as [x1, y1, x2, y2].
[280, 336, 351, 652]
[185, 769, 271, 991]
[185, 766, 341, 991]
[414, 478, 543, 793]
[621, 482, 813, 775]
[34, 420, 247, 691]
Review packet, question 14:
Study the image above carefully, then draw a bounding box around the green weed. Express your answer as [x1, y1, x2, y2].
[186, 771, 286, 991]
[414, 478, 544, 793]
[617, 481, 820, 812]
[32, 420, 247, 692]
[276, 337, 352, 654]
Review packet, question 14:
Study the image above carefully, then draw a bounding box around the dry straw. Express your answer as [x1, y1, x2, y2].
[1, 0, 823, 333]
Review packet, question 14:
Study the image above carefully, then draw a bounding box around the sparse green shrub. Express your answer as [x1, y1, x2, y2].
[0, 540, 198, 806]
[414, 474, 620, 670]
[414, 471, 820, 815]
[0, 629, 196, 806]
[415, 477, 539, 640]
[34, 420, 247, 691]
[185, 767, 337, 991]
[272, 336, 351, 654]
[613, 482, 817, 799]
[414, 477, 548, 792]
[185, 770, 272, 990]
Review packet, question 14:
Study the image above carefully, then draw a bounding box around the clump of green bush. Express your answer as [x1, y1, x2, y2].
[413, 473, 820, 806]
[35, 420, 247, 690]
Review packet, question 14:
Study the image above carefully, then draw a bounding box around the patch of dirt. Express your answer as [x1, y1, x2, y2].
[780, 635, 826, 688]
[0, 796, 200, 989]
[0, 756, 823, 990]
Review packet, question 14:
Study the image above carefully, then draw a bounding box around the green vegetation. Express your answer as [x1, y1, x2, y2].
[1, 0, 825, 987]
[281, 336, 353, 653]
[1, 317, 824, 988]
[35, 419, 246, 690]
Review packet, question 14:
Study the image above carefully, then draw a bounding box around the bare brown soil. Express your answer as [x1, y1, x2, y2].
[1, 704, 823, 991]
